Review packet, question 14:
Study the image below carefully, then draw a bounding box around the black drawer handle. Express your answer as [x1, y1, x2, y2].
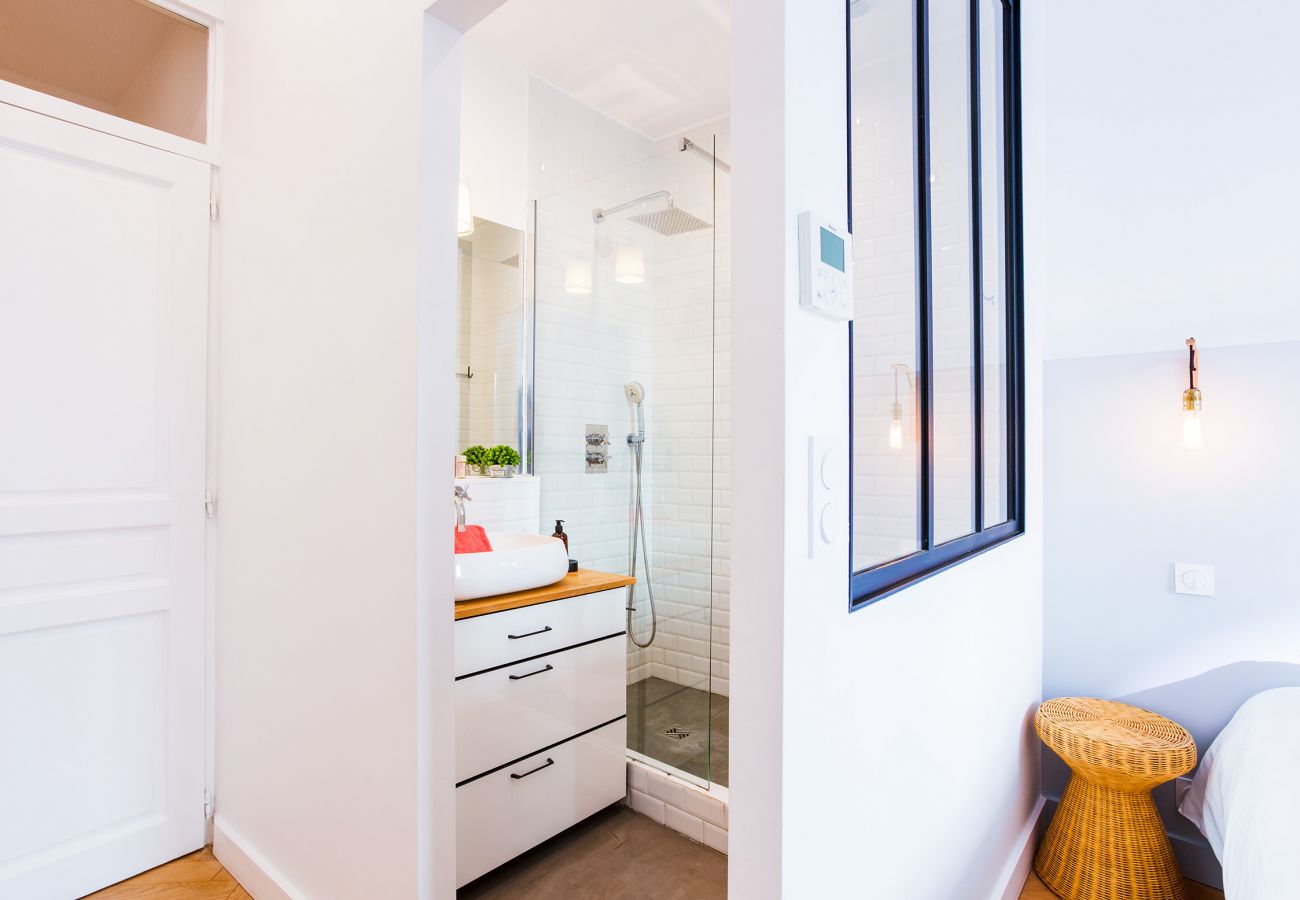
[510, 757, 555, 780]
[507, 625, 552, 640]
[508, 663, 554, 681]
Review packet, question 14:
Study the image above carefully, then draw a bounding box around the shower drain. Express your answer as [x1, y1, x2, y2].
[663, 725, 692, 740]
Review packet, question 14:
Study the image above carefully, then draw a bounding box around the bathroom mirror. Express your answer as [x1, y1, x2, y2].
[456, 217, 526, 457]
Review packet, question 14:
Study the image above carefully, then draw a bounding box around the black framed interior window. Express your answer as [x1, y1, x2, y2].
[847, 0, 1024, 609]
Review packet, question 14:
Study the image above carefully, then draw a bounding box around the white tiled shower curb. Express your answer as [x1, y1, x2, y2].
[624, 759, 728, 854]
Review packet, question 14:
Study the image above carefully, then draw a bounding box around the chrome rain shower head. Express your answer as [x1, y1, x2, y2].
[593, 190, 711, 235]
[627, 206, 711, 236]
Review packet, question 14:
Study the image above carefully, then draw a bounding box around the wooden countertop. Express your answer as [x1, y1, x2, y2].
[454, 569, 635, 620]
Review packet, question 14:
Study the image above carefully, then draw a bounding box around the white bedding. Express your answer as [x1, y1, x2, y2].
[1178, 687, 1300, 899]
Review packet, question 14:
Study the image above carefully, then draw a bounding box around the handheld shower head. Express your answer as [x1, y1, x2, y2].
[624, 381, 646, 442]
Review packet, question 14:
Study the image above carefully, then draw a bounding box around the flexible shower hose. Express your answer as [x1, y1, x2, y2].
[626, 437, 657, 648]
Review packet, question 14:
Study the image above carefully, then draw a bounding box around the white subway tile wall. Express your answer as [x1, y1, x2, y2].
[642, 147, 731, 696]
[850, 0, 980, 570]
[532, 77, 655, 595]
[851, 1, 923, 570]
[927, 0, 977, 544]
[453, 476, 541, 535]
[528, 78, 732, 699]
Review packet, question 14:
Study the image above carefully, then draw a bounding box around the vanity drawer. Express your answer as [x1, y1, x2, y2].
[456, 718, 626, 888]
[454, 588, 625, 677]
[455, 634, 624, 783]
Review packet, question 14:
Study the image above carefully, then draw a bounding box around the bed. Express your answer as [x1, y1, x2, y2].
[1178, 687, 1300, 899]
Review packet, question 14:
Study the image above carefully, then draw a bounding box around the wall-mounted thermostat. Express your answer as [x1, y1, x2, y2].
[798, 211, 853, 321]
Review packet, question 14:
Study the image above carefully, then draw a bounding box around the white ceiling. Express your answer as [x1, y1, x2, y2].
[469, 0, 730, 141]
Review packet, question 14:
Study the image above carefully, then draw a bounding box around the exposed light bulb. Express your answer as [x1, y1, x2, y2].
[457, 182, 474, 237]
[1182, 404, 1202, 450]
[614, 245, 645, 285]
[564, 259, 592, 295]
[889, 401, 904, 451]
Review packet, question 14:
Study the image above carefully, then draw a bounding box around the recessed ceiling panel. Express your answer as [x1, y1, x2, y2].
[470, 0, 730, 140]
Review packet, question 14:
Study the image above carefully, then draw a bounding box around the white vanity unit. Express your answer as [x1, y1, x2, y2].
[454, 572, 634, 888]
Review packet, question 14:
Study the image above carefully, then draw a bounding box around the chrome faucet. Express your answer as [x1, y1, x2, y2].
[454, 485, 472, 532]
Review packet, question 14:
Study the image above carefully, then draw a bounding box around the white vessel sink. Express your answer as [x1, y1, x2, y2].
[454, 532, 569, 602]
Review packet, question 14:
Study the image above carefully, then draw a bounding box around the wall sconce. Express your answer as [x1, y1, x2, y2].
[1181, 337, 1202, 450]
[457, 181, 474, 237]
[564, 259, 592, 295]
[614, 245, 645, 285]
[889, 363, 913, 452]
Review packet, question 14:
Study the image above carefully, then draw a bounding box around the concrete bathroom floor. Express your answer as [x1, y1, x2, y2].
[627, 676, 729, 787]
[458, 804, 726, 899]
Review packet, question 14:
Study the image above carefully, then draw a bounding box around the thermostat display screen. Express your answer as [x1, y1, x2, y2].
[819, 226, 845, 272]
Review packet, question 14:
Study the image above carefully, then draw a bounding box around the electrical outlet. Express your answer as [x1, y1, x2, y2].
[1174, 562, 1215, 596]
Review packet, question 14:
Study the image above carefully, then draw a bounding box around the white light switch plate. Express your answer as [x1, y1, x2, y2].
[1174, 562, 1216, 597]
[808, 436, 844, 558]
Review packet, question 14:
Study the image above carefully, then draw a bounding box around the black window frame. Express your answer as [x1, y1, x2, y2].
[847, 0, 1026, 610]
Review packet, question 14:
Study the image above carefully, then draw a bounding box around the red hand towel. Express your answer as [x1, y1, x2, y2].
[454, 525, 493, 554]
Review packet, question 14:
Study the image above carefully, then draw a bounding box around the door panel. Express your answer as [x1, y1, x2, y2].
[0, 101, 209, 900]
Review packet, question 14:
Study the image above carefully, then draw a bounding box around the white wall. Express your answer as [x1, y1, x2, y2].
[459, 37, 528, 230]
[1043, 0, 1300, 361]
[1043, 341, 1300, 885]
[731, 1, 1046, 897]
[1040, 0, 1300, 884]
[214, 2, 454, 898]
[1040, 3, 1300, 887]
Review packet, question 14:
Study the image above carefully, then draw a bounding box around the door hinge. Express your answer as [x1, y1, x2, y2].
[209, 193, 219, 221]
[204, 787, 214, 819]
[204, 493, 217, 519]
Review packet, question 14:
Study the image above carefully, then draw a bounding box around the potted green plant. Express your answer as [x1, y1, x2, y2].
[487, 444, 521, 478]
[463, 445, 489, 476]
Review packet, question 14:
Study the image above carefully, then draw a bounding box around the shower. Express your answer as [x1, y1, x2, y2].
[593, 190, 711, 236]
[533, 137, 727, 788]
[623, 380, 658, 648]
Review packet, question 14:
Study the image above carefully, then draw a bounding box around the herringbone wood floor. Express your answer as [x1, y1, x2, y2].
[77, 833, 1226, 899]
[80, 846, 249, 900]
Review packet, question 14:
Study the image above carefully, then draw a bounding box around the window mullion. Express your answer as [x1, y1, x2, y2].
[1004, 0, 1022, 525]
[914, 0, 935, 551]
[969, 0, 985, 533]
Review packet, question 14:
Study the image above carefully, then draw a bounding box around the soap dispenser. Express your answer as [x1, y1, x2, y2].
[551, 520, 569, 553]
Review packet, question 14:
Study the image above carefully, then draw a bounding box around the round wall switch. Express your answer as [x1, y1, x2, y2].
[1173, 562, 1215, 597]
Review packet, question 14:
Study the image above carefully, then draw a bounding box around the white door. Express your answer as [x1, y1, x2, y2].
[0, 102, 210, 900]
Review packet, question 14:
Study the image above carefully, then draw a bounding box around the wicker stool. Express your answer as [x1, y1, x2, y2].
[1034, 698, 1197, 900]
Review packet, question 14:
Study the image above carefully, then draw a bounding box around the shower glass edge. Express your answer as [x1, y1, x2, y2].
[527, 137, 726, 791]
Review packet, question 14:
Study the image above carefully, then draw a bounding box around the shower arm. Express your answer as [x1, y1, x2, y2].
[680, 137, 732, 174]
[592, 190, 673, 224]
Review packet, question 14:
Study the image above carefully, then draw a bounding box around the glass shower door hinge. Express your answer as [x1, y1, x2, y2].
[204, 493, 217, 519]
